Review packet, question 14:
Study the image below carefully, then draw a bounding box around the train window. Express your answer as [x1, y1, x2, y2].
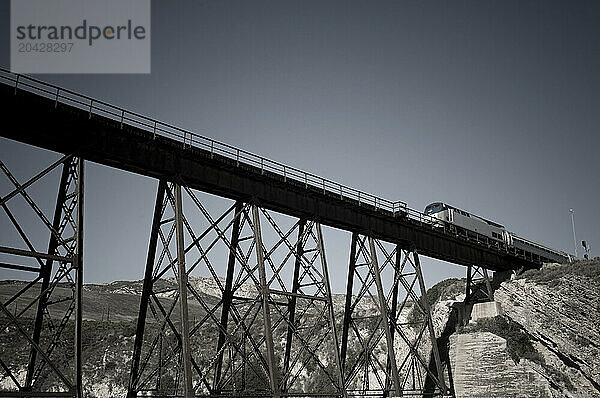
[425, 203, 444, 214]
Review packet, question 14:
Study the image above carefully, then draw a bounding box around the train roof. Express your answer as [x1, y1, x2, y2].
[510, 232, 571, 258]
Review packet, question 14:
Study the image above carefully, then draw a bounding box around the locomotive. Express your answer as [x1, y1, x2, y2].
[424, 202, 570, 264]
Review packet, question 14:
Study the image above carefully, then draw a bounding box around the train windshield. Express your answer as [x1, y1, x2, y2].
[424, 203, 444, 214]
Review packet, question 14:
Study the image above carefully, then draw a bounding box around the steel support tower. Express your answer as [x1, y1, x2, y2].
[0, 155, 85, 397]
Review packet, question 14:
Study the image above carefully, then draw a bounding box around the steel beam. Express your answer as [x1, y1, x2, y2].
[369, 237, 400, 395]
[74, 158, 84, 398]
[213, 200, 244, 392]
[413, 250, 447, 395]
[316, 223, 346, 397]
[0, 246, 72, 263]
[175, 184, 194, 398]
[251, 204, 279, 397]
[128, 179, 167, 398]
[465, 265, 472, 303]
[282, 218, 305, 391]
[340, 232, 358, 371]
[0, 262, 40, 273]
[482, 267, 493, 299]
[384, 246, 401, 396]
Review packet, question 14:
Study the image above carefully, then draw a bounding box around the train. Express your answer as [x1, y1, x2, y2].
[423, 202, 571, 264]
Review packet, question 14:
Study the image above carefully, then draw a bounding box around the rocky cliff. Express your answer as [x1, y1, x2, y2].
[449, 331, 551, 397]
[494, 260, 600, 397]
[443, 259, 600, 398]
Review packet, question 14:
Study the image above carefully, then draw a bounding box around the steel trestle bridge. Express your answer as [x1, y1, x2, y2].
[0, 69, 549, 398]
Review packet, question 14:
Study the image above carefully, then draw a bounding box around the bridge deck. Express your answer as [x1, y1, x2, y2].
[0, 72, 537, 271]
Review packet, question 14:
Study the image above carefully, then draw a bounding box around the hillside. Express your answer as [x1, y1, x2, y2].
[1, 260, 598, 397]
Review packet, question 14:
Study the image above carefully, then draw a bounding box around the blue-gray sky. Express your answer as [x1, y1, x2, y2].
[1, 1, 599, 291]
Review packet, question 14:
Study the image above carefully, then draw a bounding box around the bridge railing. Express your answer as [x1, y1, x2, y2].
[0, 68, 409, 214]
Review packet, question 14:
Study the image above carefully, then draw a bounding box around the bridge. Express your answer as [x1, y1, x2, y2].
[0, 69, 543, 398]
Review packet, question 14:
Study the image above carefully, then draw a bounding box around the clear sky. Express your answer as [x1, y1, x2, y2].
[1, 1, 599, 292]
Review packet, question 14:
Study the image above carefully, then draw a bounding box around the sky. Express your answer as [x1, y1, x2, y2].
[1, 1, 599, 292]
